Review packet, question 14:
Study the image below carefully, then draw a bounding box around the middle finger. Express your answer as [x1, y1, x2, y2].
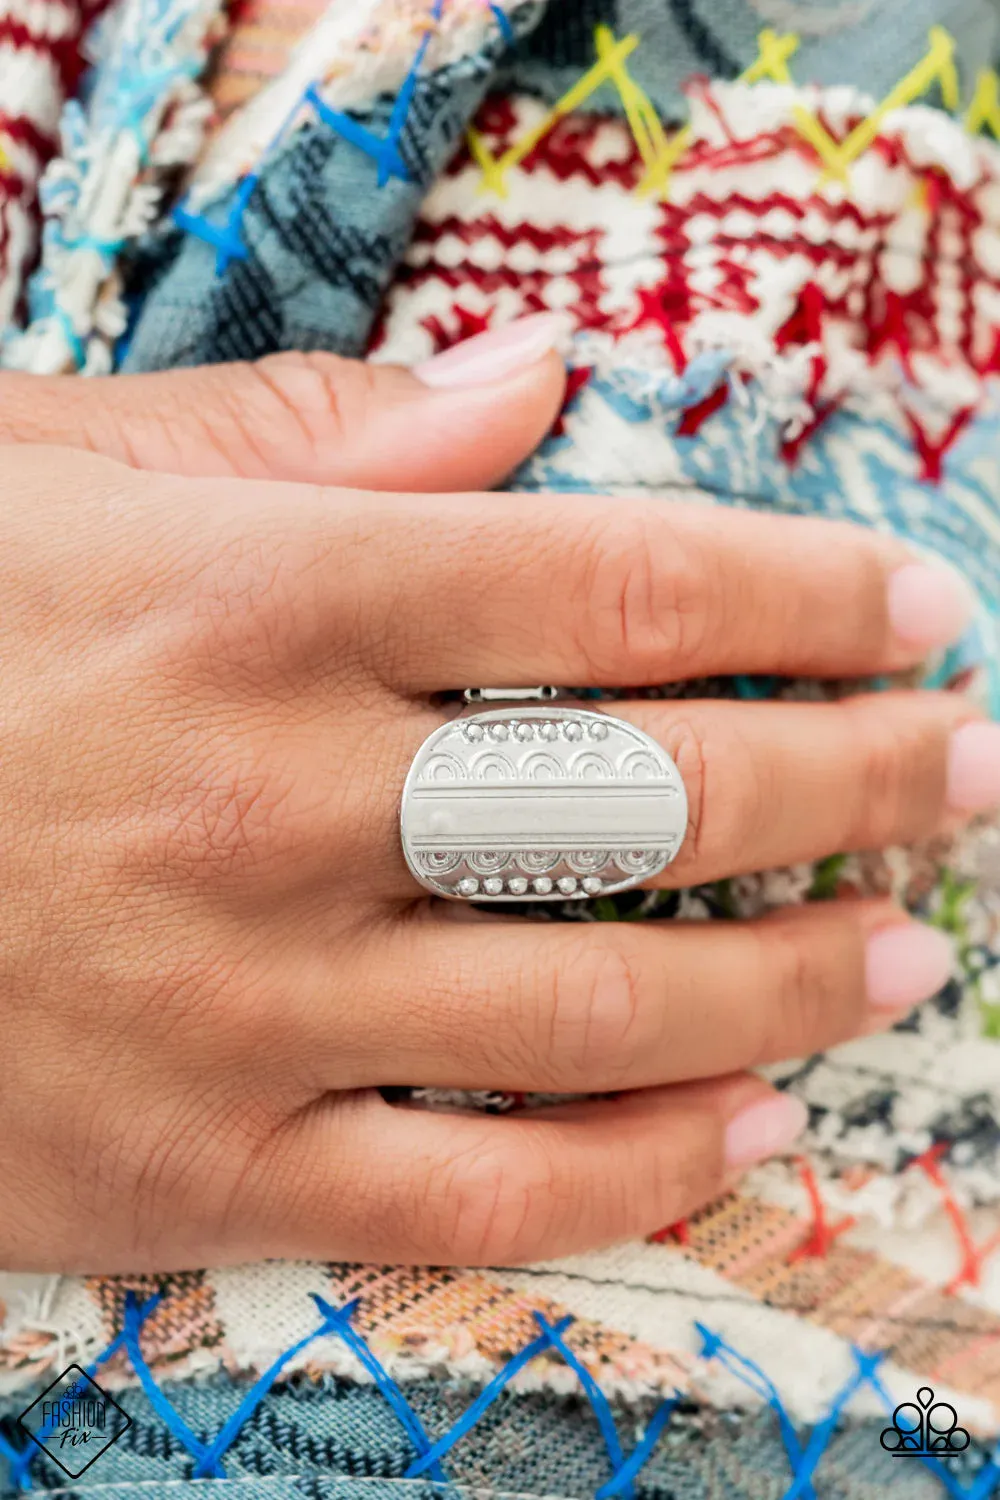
[293, 898, 953, 1094]
[375, 690, 981, 900]
[614, 690, 980, 887]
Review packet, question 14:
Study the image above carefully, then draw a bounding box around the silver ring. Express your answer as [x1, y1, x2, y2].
[400, 704, 688, 901]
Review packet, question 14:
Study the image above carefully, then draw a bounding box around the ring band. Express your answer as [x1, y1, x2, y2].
[400, 704, 688, 901]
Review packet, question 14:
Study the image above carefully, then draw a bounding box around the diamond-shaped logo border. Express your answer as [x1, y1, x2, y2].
[17, 1364, 131, 1479]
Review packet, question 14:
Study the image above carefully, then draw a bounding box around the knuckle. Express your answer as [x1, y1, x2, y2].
[662, 1116, 725, 1216]
[664, 712, 761, 872]
[546, 941, 647, 1090]
[248, 353, 356, 457]
[756, 920, 848, 1061]
[434, 1136, 560, 1265]
[568, 508, 710, 680]
[181, 356, 355, 479]
[846, 703, 931, 848]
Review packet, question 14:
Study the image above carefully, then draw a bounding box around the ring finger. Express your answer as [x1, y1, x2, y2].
[375, 690, 987, 901]
[293, 897, 953, 1094]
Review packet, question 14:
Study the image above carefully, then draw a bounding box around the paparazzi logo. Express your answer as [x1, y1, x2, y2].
[17, 1365, 130, 1478]
[880, 1386, 970, 1458]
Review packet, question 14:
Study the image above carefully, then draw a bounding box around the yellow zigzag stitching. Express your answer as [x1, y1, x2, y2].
[468, 23, 979, 202]
[467, 30, 639, 198]
[638, 27, 800, 198]
[794, 25, 960, 185]
[967, 67, 1000, 139]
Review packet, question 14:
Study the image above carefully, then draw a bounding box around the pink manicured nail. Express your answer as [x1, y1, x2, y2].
[415, 313, 566, 388]
[724, 1094, 809, 1168]
[887, 562, 976, 650]
[865, 923, 954, 1010]
[947, 722, 1000, 812]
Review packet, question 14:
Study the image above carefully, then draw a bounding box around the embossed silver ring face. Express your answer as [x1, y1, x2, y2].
[400, 707, 688, 901]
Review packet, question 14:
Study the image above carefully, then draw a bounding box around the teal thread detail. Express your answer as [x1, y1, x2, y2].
[54, 307, 87, 370]
[733, 675, 779, 700]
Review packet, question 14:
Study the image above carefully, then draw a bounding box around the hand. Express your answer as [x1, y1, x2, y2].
[1, 320, 996, 1274]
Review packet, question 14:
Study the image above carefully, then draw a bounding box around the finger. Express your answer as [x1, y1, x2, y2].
[294, 901, 951, 1095]
[361, 694, 993, 906]
[346, 494, 977, 688]
[247, 1077, 807, 1265]
[615, 692, 992, 887]
[0, 315, 566, 491]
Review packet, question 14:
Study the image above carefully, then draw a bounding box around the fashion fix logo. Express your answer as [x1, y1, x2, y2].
[880, 1386, 971, 1458]
[17, 1365, 130, 1478]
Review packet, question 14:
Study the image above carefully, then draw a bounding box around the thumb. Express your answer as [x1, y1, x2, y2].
[0, 314, 568, 491]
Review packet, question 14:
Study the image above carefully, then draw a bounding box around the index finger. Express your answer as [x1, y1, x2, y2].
[342, 493, 976, 692]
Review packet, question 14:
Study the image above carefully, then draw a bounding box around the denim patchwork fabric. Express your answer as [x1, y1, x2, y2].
[121, 5, 541, 372]
[0, 1370, 991, 1499]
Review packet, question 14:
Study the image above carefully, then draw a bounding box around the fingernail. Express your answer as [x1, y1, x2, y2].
[414, 313, 566, 388]
[887, 562, 977, 651]
[865, 922, 954, 1010]
[947, 722, 1000, 813]
[724, 1093, 808, 1168]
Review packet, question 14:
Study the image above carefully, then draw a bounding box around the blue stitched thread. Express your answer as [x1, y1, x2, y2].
[404, 1314, 573, 1478]
[865, 1355, 1000, 1500]
[174, 80, 316, 272]
[966, 1451, 1000, 1500]
[0, 1426, 31, 1494]
[379, 0, 446, 185]
[306, 87, 410, 185]
[306, 0, 446, 187]
[4, 1294, 162, 1491]
[309, 1295, 448, 1485]
[8, 1291, 996, 1500]
[122, 1291, 223, 1477]
[130, 0, 462, 258]
[488, 3, 515, 44]
[173, 174, 256, 275]
[695, 1324, 815, 1500]
[122, 1291, 352, 1481]
[595, 1393, 682, 1498]
[782, 1347, 887, 1500]
[535, 1313, 636, 1500]
[191, 1300, 347, 1477]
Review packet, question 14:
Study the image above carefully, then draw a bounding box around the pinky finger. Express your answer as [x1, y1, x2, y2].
[254, 1079, 809, 1267]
